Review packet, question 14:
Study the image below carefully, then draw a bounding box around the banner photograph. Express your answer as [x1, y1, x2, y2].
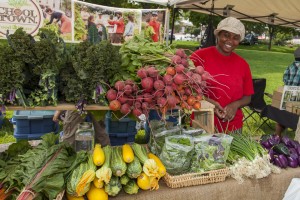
[0, 0, 166, 43]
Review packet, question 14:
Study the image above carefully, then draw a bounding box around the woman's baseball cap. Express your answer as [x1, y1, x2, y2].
[214, 17, 245, 41]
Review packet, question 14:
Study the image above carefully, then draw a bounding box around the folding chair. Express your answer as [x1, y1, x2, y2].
[243, 78, 273, 132]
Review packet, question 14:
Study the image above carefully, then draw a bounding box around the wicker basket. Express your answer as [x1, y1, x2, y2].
[162, 168, 229, 188]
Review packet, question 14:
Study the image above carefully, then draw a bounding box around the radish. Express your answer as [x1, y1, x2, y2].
[141, 77, 154, 90]
[147, 66, 159, 78]
[171, 55, 182, 64]
[175, 64, 185, 73]
[109, 100, 121, 111]
[125, 79, 135, 85]
[201, 71, 210, 81]
[114, 81, 125, 91]
[154, 90, 164, 98]
[164, 85, 173, 95]
[134, 101, 142, 108]
[194, 66, 205, 75]
[106, 89, 117, 101]
[163, 74, 173, 85]
[120, 103, 131, 115]
[132, 108, 143, 117]
[174, 73, 186, 85]
[175, 49, 185, 58]
[185, 88, 192, 96]
[143, 93, 153, 103]
[142, 102, 149, 109]
[154, 80, 165, 90]
[167, 95, 177, 108]
[118, 95, 128, 104]
[181, 58, 189, 68]
[137, 68, 148, 79]
[191, 73, 202, 84]
[157, 97, 167, 107]
[124, 84, 133, 95]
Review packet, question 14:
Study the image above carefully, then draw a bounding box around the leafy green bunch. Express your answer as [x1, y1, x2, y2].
[0, 45, 25, 105]
[63, 41, 121, 104]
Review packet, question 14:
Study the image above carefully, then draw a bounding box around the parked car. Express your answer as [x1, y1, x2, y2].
[240, 33, 258, 45]
[165, 34, 176, 41]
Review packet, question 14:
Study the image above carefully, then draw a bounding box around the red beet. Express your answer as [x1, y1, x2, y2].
[154, 90, 164, 98]
[114, 81, 125, 91]
[118, 95, 128, 104]
[142, 102, 149, 109]
[191, 73, 202, 84]
[154, 80, 165, 90]
[120, 103, 131, 115]
[174, 74, 186, 85]
[175, 49, 185, 58]
[163, 74, 173, 85]
[181, 58, 189, 68]
[201, 71, 210, 81]
[175, 64, 185, 73]
[157, 97, 167, 107]
[124, 85, 133, 96]
[171, 55, 182, 64]
[185, 88, 192, 96]
[194, 66, 205, 75]
[125, 79, 135, 85]
[137, 68, 148, 79]
[147, 66, 159, 78]
[134, 101, 142, 108]
[141, 77, 154, 90]
[167, 95, 177, 108]
[143, 93, 153, 103]
[106, 89, 117, 101]
[164, 86, 173, 95]
[132, 108, 143, 117]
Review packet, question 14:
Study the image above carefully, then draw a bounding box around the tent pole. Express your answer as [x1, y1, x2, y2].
[170, 7, 177, 44]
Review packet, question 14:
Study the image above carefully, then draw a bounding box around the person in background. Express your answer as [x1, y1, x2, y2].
[108, 12, 124, 44]
[123, 15, 134, 42]
[80, 6, 90, 29]
[87, 15, 100, 44]
[148, 11, 161, 42]
[53, 110, 110, 147]
[275, 47, 300, 135]
[190, 17, 254, 134]
[95, 13, 104, 40]
[45, 8, 71, 34]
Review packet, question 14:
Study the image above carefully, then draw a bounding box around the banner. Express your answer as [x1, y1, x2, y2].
[0, 0, 166, 43]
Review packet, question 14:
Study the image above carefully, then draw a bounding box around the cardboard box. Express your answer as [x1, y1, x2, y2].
[272, 90, 283, 101]
[286, 102, 300, 115]
[271, 99, 281, 109]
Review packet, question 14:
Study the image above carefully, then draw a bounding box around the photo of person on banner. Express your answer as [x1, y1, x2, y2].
[108, 11, 125, 44]
[123, 15, 135, 42]
[148, 11, 161, 42]
[45, 8, 72, 35]
[142, 10, 165, 43]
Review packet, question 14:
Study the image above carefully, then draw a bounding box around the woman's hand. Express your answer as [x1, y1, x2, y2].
[223, 102, 239, 121]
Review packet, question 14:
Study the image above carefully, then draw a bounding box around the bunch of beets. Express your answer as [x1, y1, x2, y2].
[106, 49, 210, 118]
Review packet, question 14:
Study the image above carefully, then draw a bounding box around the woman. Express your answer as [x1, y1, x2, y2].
[45, 8, 71, 34]
[123, 15, 134, 41]
[87, 15, 100, 44]
[190, 17, 254, 133]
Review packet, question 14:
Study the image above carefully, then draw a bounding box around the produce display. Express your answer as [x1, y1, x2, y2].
[260, 134, 300, 168]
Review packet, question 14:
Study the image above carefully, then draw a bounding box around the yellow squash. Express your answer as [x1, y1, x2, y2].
[148, 153, 166, 178]
[137, 172, 151, 190]
[93, 144, 105, 166]
[122, 144, 134, 163]
[86, 184, 108, 200]
[93, 177, 104, 189]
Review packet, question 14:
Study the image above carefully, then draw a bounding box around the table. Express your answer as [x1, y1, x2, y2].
[113, 168, 300, 200]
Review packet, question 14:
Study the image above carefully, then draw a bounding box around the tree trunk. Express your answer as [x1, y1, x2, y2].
[268, 25, 275, 51]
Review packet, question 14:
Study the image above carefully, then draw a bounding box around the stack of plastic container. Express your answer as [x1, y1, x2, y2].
[12, 110, 59, 140]
[105, 111, 137, 146]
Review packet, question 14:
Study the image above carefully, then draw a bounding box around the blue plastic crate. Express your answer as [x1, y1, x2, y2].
[13, 110, 58, 135]
[105, 111, 137, 134]
[109, 132, 136, 146]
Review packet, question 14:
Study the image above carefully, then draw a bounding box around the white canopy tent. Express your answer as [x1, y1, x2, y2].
[132, 0, 300, 28]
